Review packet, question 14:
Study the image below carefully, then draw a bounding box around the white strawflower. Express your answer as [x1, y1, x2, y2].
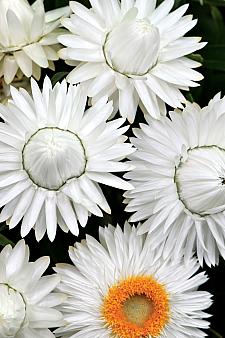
[0, 77, 134, 241]
[0, 239, 64, 337]
[54, 223, 212, 338]
[59, 0, 206, 123]
[124, 93, 225, 267]
[0, 0, 70, 84]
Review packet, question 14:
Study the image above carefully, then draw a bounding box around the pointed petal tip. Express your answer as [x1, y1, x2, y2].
[127, 116, 135, 124]
[48, 234, 56, 242]
[39, 255, 51, 268]
[58, 48, 67, 60]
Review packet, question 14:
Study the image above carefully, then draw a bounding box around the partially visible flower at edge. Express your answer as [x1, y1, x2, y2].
[124, 93, 225, 267]
[0, 0, 70, 84]
[0, 239, 65, 338]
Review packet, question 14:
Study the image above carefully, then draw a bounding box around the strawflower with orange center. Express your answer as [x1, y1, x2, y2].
[102, 276, 169, 338]
[54, 223, 212, 338]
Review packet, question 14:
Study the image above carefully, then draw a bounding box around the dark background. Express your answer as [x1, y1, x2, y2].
[0, 0, 225, 337]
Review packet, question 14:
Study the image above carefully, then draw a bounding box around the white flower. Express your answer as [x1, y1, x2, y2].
[54, 223, 212, 338]
[0, 77, 134, 242]
[0, 239, 64, 337]
[124, 93, 225, 267]
[58, 0, 206, 123]
[0, 0, 70, 84]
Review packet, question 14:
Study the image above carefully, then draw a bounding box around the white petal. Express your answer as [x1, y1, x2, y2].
[59, 47, 104, 62]
[45, 192, 57, 242]
[134, 80, 160, 119]
[87, 172, 133, 190]
[30, 1, 45, 41]
[14, 51, 33, 78]
[9, 187, 35, 229]
[45, 6, 71, 23]
[89, 0, 120, 27]
[6, 9, 27, 46]
[67, 62, 103, 84]
[88, 71, 115, 98]
[21, 189, 46, 237]
[135, 0, 156, 18]
[56, 193, 79, 236]
[3, 56, 18, 84]
[65, 15, 104, 44]
[146, 74, 185, 107]
[150, 0, 174, 25]
[23, 43, 48, 68]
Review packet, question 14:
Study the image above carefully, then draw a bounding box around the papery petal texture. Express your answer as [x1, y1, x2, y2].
[54, 223, 212, 337]
[59, 0, 206, 123]
[0, 239, 64, 337]
[0, 0, 70, 83]
[125, 93, 225, 266]
[0, 77, 134, 241]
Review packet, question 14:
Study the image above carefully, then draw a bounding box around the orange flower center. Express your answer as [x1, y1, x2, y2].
[102, 276, 169, 338]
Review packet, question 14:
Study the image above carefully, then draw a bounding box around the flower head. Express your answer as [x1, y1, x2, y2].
[0, 0, 70, 84]
[0, 239, 64, 337]
[59, 0, 206, 123]
[54, 223, 212, 338]
[125, 93, 225, 266]
[0, 77, 134, 241]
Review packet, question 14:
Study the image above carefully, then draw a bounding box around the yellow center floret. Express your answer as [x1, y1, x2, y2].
[102, 276, 169, 338]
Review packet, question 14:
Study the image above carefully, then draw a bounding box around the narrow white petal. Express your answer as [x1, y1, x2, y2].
[45, 192, 57, 242]
[14, 51, 33, 78]
[3, 56, 18, 84]
[9, 187, 35, 229]
[135, 0, 156, 18]
[134, 80, 161, 119]
[21, 189, 46, 237]
[87, 172, 133, 190]
[56, 193, 79, 236]
[59, 47, 104, 62]
[150, 0, 174, 24]
[67, 62, 103, 84]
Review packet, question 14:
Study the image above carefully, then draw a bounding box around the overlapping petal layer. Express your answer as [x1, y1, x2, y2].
[125, 93, 225, 266]
[0, 77, 134, 241]
[0, 239, 64, 337]
[54, 223, 212, 337]
[0, 0, 70, 84]
[59, 0, 206, 122]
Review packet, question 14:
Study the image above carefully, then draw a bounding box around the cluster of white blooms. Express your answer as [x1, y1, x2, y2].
[0, 0, 224, 337]
[0, 226, 212, 338]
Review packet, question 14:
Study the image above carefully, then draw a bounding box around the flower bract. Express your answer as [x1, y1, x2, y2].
[0, 239, 64, 337]
[0, 0, 70, 84]
[59, 0, 206, 123]
[0, 77, 134, 241]
[125, 94, 225, 266]
[54, 223, 212, 338]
